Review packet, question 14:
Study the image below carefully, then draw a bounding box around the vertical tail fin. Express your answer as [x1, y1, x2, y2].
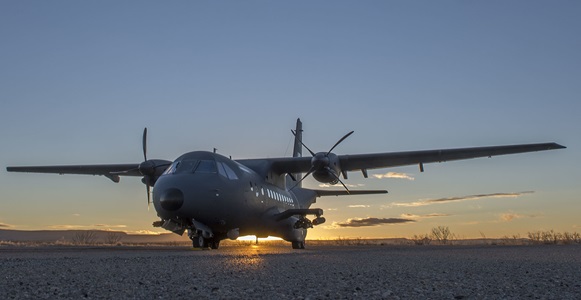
[291, 118, 303, 188]
[293, 118, 303, 159]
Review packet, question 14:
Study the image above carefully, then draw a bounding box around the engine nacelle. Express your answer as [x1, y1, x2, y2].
[310, 152, 342, 184]
[312, 169, 339, 184]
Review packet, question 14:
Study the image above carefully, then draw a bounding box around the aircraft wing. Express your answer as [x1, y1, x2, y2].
[338, 142, 565, 172]
[6, 164, 143, 182]
[257, 142, 565, 175]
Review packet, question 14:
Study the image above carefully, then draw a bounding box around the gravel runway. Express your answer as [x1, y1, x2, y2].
[1, 244, 580, 299]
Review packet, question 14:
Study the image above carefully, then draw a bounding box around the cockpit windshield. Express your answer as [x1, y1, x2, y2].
[175, 159, 199, 173]
[162, 159, 217, 175]
[195, 160, 217, 173]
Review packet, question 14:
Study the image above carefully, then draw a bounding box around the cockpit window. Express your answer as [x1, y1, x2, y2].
[162, 161, 179, 175]
[194, 160, 217, 173]
[175, 159, 199, 174]
[223, 163, 239, 180]
[217, 162, 239, 180]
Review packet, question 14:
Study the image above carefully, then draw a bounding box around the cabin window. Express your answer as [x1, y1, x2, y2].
[195, 160, 217, 173]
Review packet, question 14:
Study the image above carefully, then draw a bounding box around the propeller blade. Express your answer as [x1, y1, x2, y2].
[146, 184, 151, 211]
[142, 127, 148, 161]
[327, 131, 354, 155]
[328, 167, 350, 194]
[290, 167, 315, 191]
[291, 130, 316, 157]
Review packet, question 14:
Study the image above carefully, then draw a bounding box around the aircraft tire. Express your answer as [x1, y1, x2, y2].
[198, 236, 208, 248]
[291, 241, 305, 249]
[192, 238, 200, 248]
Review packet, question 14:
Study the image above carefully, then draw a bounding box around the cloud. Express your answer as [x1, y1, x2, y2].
[123, 230, 162, 235]
[326, 208, 338, 211]
[500, 212, 539, 222]
[500, 213, 523, 222]
[392, 191, 534, 207]
[72, 214, 80, 217]
[401, 213, 450, 219]
[0, 222, 14, 228]
[334, 217, 416, 228]
[347, 205, 370, 208]
[373, 172, 415, 181]
[48, 224, 127, 230]
[94, 224, 127, 228]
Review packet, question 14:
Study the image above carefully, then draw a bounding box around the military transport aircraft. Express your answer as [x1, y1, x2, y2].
[6, 119, 565, 249]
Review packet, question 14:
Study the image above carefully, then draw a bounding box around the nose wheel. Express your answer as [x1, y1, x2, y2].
[192, 235, 207, 248]
[191, 235, 220, 249]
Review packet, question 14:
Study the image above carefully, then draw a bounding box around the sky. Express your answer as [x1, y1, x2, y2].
[1, 1, 579, 239]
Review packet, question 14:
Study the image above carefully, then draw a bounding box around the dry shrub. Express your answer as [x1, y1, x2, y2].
[411, 234, 432, 245]
[72, 231, 98, 245]
[527, 230, 581, 245]
[105, 232, 123, 245]
[562, 232, 581, 244]
[431, 226, 454, 245]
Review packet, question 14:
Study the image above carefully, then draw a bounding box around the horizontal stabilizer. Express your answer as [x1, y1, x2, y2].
[314, 190, 388, 197]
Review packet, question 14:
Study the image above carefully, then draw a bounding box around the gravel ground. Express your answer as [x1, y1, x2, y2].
[0, 244, 580, 299]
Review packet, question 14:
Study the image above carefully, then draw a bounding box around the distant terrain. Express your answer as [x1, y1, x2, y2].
[0, 229, 190, 244]
[2, 228, 581, 246]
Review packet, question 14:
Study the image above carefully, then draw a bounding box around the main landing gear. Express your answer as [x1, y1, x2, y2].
[293, 216, 326, 229]
[291, 241, 305, 249]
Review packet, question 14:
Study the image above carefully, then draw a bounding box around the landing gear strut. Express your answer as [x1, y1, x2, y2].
[293, 216, 313, 229]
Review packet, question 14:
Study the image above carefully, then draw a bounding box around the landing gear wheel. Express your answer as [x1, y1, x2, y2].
[192, 238, 199, 248]
[192, 235, 208, 248]
[292, 241, 305, 249]
[196, 235, 208, 249]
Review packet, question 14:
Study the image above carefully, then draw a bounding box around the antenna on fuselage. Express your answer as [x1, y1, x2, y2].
[213, 148, 217, 153]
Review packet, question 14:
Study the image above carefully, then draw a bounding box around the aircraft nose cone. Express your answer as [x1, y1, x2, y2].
[159, 188, 184, 211]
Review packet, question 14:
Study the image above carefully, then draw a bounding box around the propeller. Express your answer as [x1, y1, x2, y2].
[138, 128, 171, 210]
[290, 130, 354, 193]
[141, 128, 151, 210]
[109, 128, 171, 210]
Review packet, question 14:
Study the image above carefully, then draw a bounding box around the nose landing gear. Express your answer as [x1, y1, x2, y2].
[191, 235, 220, 249]
[187, 223, 220, 249]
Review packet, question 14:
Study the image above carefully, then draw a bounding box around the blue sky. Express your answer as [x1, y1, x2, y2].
[1, 1, 579, 238]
